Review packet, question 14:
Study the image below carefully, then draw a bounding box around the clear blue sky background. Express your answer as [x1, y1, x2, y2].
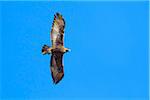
[0, 1, 149, 100]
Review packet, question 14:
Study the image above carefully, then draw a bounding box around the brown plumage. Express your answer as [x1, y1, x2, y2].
[42, 13, 70, 84]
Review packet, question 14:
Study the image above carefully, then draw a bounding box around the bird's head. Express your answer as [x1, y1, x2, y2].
[64, 48, 71, 53]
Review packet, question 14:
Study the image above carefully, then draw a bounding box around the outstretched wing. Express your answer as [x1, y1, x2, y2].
[50, 13, 65, 48]
[50, 51, 64, 84]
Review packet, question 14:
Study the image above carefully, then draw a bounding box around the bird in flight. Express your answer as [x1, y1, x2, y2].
[42, 13, 70, 84]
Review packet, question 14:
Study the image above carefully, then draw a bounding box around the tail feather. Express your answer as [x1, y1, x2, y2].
[42, 45, 51, 55]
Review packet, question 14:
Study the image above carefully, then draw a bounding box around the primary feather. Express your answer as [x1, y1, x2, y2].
[51, 13, 65, 48]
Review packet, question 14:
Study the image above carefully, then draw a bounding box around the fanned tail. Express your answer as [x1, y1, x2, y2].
[42, 45, 51, 55]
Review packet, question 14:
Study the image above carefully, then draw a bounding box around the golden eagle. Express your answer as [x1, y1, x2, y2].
[42, 13, 70, 84]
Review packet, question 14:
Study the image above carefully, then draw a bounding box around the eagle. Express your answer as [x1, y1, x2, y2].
[42, 13, 70, 84]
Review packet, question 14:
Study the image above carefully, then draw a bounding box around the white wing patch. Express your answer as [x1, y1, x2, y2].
[53, 23, 59, 33]
[51, 13, 65, 48]
[52, 22, 60, 46]
[53, 33, 57, 40]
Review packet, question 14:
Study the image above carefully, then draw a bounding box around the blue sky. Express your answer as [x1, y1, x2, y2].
[0, 1, 149, 100]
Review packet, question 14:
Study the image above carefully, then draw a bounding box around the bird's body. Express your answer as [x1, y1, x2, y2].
[42, 13, 69, 84]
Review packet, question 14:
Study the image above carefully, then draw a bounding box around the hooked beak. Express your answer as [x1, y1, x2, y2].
[66, 49, 71, 52]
